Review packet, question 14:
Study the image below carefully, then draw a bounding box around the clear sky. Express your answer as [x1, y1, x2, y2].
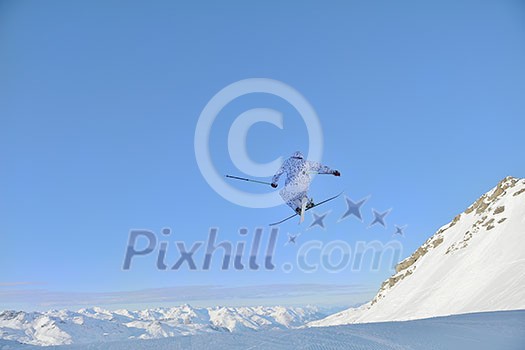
[1, 0, 524, 311]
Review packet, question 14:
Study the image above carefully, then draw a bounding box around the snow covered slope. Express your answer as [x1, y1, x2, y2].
[0, 305, 323, 346]
[311, 176, 525, 326]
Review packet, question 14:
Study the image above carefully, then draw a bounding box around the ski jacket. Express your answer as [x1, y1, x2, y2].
[272, 151, 334, 190]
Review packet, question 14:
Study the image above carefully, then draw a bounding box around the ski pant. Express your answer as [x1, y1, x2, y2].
[280, 182, 310, 212]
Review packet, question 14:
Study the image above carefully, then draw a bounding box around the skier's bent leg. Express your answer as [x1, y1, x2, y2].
[292, 191, 310, 214]
[282, 194, 303, 213]
[286, 200, 299, 212]
[281, 187, 309, 213]
[285, 195, 303, 212]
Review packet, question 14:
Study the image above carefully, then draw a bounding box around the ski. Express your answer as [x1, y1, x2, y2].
[269, 191, 344, 226]
[299, 197, 308, 224]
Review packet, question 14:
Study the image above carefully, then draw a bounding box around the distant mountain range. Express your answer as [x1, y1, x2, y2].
[0, 305, 325, 346]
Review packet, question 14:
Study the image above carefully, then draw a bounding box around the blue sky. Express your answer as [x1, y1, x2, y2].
[1, 0, 524, 311]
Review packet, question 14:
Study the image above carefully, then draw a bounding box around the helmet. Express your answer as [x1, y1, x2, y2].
[291, 151, 304, 159]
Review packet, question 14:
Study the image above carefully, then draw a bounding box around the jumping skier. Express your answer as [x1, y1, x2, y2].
[271, 151, 341, 215]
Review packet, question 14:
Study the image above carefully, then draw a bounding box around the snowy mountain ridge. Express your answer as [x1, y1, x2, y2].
[310, 176, 525, 326]
[0, 305, 324, 346]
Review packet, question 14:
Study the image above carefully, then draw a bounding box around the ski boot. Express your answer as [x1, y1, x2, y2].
[306, 198, 315, 210]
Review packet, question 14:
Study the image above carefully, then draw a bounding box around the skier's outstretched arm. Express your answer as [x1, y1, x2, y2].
[307, 161, 341, 176]
[271, 163, 286, 187]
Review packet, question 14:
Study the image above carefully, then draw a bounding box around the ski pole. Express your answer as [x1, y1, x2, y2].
[225, 175, 273, 186]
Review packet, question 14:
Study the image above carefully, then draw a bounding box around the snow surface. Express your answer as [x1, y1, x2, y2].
[310, 176, 525, 326]
[3, 310, 523, 350]
[0, 306, 324, 346]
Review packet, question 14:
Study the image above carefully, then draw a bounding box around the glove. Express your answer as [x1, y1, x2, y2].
[271, 183, 278, 188]
[333, 170, 341, 177]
